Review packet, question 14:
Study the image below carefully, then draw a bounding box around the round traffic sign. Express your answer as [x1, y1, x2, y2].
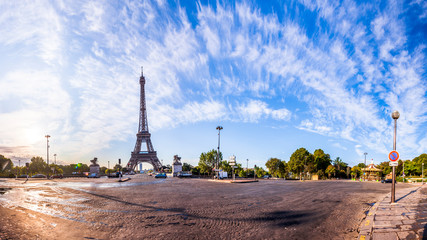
[389, 151, 399, 162]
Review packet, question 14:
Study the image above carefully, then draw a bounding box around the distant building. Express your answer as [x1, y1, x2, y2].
[172, 155, 182, 177]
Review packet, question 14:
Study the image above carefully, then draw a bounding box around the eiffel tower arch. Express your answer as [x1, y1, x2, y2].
[127, 68, 162, 172]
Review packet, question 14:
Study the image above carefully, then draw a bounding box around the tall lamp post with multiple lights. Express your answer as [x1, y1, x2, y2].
[391, 110, 400, 203]
[45, 135, 50, 178]
[216, 126, 223, 179]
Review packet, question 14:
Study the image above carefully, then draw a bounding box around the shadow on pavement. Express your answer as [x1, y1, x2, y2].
[396, 187, 420, 202]
[251, 210, 313, 228]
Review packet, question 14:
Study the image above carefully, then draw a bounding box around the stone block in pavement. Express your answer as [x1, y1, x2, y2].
[372, 232, 397, 240]
[373, 227, 400, 233]
[398, 224, 412, 231]
[373, 220, 395, 227]
[396, 231, 418, 240]
[374, 216, 402, 221]
[401, 219, 416, 225]
[359, 234, 371, 240]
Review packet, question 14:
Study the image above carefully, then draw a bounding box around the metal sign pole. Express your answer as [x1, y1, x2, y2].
[391, 111, 399, 203]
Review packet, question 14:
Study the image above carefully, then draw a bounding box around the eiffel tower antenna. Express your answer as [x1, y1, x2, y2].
[127, 68, 162, 172]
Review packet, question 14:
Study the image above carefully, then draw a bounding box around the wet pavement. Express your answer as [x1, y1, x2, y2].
[0, 176, 419, 239]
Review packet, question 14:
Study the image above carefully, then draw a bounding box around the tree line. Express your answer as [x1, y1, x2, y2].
[1, 151, 426, 179]
[192, 148, 426, 180]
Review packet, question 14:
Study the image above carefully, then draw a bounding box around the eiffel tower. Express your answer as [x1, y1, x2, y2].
[127, 68, 162, 172]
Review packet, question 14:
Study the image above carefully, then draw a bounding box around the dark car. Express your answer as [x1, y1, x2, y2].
[17, 174, 28, 178]
[155, 173, 167, 178]
[381, 179, 392, 183]
[31, 174, 46, 178]
[51, 174, 63, 179]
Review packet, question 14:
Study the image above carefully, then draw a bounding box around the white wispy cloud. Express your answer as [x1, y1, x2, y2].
[0, 0, 425, 166]
[236, 100, 291, 123]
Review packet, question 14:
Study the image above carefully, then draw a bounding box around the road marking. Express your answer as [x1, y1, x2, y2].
[365, 220, 370, 226]
[368, 212, 372, 216]
[360, 235, 366, 240]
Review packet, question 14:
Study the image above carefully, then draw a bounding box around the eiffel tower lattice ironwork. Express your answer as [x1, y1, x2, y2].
[127, 68, 162, 172]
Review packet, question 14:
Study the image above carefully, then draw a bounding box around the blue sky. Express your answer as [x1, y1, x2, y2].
[0, 0, 426, 169]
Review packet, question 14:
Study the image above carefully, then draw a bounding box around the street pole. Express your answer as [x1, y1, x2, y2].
[246, 159, 248, 178]
[54, 154, 57, 175]
[391, 111, 399, 203]
[216, 126, 223, 180]
[364, 152, 367, 181]
[403, 161, 405, 183]
[254, 165, 256, 180]
[422, 163, 424, 185]
[45, 135, 50, 178]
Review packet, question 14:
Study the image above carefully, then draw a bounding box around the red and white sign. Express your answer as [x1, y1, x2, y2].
[389, 151, 399, 162]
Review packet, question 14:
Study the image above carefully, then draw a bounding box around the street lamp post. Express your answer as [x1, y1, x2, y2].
[45, 135, 50, 178]
[391, 110, 400, 203]
[363, 152, 367, 181]
[216, 126, 223, 179]
[54, 154, 57, 175]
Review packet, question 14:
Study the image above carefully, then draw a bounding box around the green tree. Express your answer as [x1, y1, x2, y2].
[412, 153, 427, 175]
[351, 166, 362, 178]
[325, 165, 336, 179]
[255, 166, 267, 178]
[377, 161, 392, 176]
[220, 160, 231, 176]
[313, 149, 331, 172]
[265, 158, 288, 178]
[333, 157, 347, 171]
[198, 149, 222, 176]
[403, 160, 417, 176]
[234, 163, 243, 177]
[0, 155, 13, 172]
[182, 163, 193, 171]
[357, 163, 366, 169]
[29, 156, 47, 175]
[333, 157, 348, 178]
[288, 148, 312, 176]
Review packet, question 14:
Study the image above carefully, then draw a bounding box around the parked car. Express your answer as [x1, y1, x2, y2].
[51, 174, 63, 179]
[17, 174, 28, 178]
[381, 179, 392, 183]
[263, 175, 271, 179]
[155, 173, 167, 178]
[31, 174, 46, 178]
[87, 173, 100, 178]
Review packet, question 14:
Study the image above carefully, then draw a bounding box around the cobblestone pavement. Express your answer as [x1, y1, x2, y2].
[358, 184, 427, 240]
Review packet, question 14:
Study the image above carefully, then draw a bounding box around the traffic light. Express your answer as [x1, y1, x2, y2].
[119, 158, 121, 164]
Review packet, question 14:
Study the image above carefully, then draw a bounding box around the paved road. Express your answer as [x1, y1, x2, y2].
[0, 176, 416, 239]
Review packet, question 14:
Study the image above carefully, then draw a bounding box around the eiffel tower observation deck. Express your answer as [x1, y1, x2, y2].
[127, 68, 162, 172]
